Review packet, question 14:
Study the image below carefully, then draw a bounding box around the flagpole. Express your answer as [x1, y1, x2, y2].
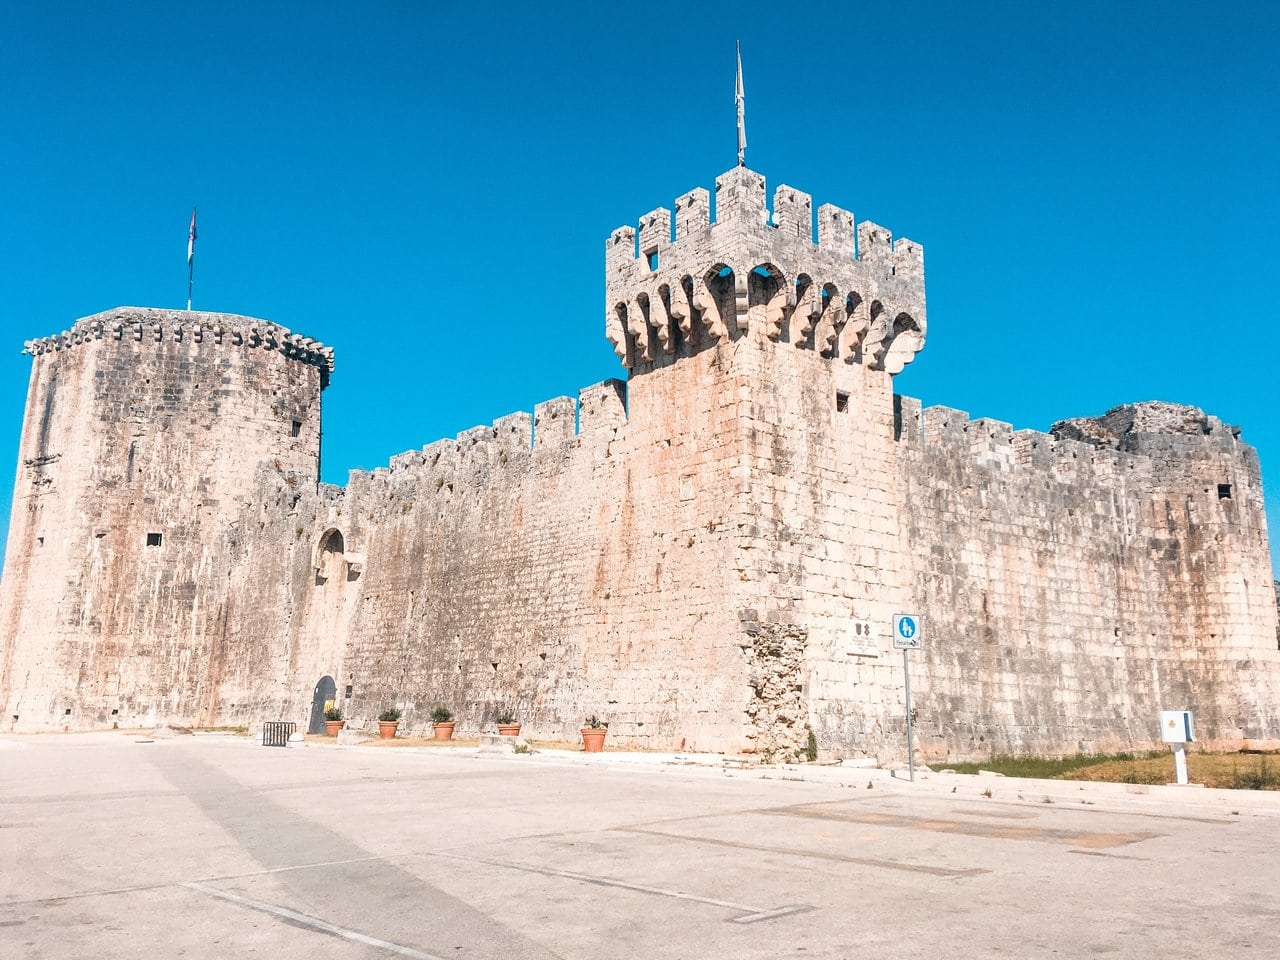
[186, 206, 197, 311]
[736, 41, 747, 167]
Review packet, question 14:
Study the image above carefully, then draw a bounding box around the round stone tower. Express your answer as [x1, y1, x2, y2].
[0, 307, 333, 730]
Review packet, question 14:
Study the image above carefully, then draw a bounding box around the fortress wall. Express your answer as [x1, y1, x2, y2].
[891, 398, 1280, 760]
[0, 310, 327, 730]
[207, 346, 763, 749]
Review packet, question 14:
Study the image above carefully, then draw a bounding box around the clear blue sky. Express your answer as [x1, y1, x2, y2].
[1, 1, 1277, 578]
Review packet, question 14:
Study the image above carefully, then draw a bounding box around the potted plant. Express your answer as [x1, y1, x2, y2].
[496, 710, 520, 738]
[377, 707, 402, 739]
[431, 705, 455, 740]
[581, 714, 607, 752]
[323, 706, 344, 737]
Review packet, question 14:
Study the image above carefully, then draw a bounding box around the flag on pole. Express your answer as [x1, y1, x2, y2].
[187, 207, 197, 311]
[736, 42, 747, 166]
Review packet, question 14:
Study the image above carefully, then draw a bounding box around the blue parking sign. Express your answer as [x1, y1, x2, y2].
[892, 614, 923, 649]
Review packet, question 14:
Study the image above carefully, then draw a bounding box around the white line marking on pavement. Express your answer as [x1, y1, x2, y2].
[434, 851, 811, 924]
[181, 881, 446, 959]
[732, 904, 814, 924]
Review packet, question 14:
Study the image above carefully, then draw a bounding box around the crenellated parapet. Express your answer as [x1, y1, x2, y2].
[605, 167, 926, 375]
[22, 307, 335, 386]
[350, 378, 629, 495]
[894, 396, 1263, 512]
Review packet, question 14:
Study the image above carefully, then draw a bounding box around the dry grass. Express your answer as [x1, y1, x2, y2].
[944, 750, 1280, 790]
[1061, 751, 1280, 790]
[369, 736, 586, 751]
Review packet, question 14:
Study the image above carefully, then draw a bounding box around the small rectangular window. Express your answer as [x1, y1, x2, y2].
[291, 420, 302, 438]
[836, 391, 850, 413]
[646, 249, 659, 270]
[146, 532, 163, 547]
[1217, 483, 1232, 499]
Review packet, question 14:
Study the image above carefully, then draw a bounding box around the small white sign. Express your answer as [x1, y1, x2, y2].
[1160, 710, 1195, 743]
[892, 614, 922, 650]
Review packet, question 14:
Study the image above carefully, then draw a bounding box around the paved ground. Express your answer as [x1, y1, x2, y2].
[2, 733, 1278, 959]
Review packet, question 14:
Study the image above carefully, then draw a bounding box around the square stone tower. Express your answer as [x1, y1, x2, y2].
[603, 166, 928, 756]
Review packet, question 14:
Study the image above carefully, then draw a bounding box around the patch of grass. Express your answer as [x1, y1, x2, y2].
[941, 751, 1164, 780]
[1061, 755, 1170, 786]
[943, 750, 1280, 791]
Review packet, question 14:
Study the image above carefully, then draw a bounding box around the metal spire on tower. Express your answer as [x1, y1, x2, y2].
[736, 42, 747, 166]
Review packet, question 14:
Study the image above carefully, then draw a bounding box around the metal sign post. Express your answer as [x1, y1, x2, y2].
[892, 614, 923, 782]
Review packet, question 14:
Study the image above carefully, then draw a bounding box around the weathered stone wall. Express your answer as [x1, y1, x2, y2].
[887, 398, 1280, 761]
[0, 309, 331, 729]
[194, 348, 759, 748]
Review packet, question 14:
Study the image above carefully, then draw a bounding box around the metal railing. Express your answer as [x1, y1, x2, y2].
[261, 721, 295, 747]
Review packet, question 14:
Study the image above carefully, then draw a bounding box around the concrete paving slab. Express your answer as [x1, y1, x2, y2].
[3, 733, 1279, 959]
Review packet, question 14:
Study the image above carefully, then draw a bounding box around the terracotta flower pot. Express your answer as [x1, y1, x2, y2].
[378, 720, 399, 739]
[581, 727, 606, 752]
[434, 721, 456, 740]
[323, 720, 344, 737]
[497, 723, 521, 737]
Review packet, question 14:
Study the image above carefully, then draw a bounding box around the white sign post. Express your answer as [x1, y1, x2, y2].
[1160, 710, 1195, 785]
[892, 614, 923, 782]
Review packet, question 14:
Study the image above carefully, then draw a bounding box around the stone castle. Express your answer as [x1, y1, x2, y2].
[2, 162, 1277, 761]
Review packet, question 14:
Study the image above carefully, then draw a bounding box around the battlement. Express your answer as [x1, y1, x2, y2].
[22, 307, 335, 384]
[605, 167, 926, 375]
[350, 379, 629, 493]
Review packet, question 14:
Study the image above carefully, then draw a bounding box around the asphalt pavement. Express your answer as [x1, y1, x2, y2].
[1, 732, 1276, 959]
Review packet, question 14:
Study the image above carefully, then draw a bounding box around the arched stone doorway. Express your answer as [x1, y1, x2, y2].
[308, 674, 337, 734]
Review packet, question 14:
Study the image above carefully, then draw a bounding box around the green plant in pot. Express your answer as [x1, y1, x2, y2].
[581, 714, 607, 753]
[496, 709, 521, 738]
[431, 705, 456, 740]
[377, 706, 402, 740]
[322, 706, 344, 737]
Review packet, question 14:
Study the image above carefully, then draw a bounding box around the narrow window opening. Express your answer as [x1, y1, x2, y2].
[646, 249, 659, 271]
[36, 537, 44, 546]
[836, 391, 850, 413]
[64, 708, 71, 716]
[111, 708, 119, 716]
[1217, 483, 1232, 500]
[345, 684, 353, 697]
[146, 532, 163, 547]
[291, 420, 302, 438]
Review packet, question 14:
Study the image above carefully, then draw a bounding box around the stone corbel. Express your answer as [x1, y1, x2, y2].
[692, 277, 726, 340]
